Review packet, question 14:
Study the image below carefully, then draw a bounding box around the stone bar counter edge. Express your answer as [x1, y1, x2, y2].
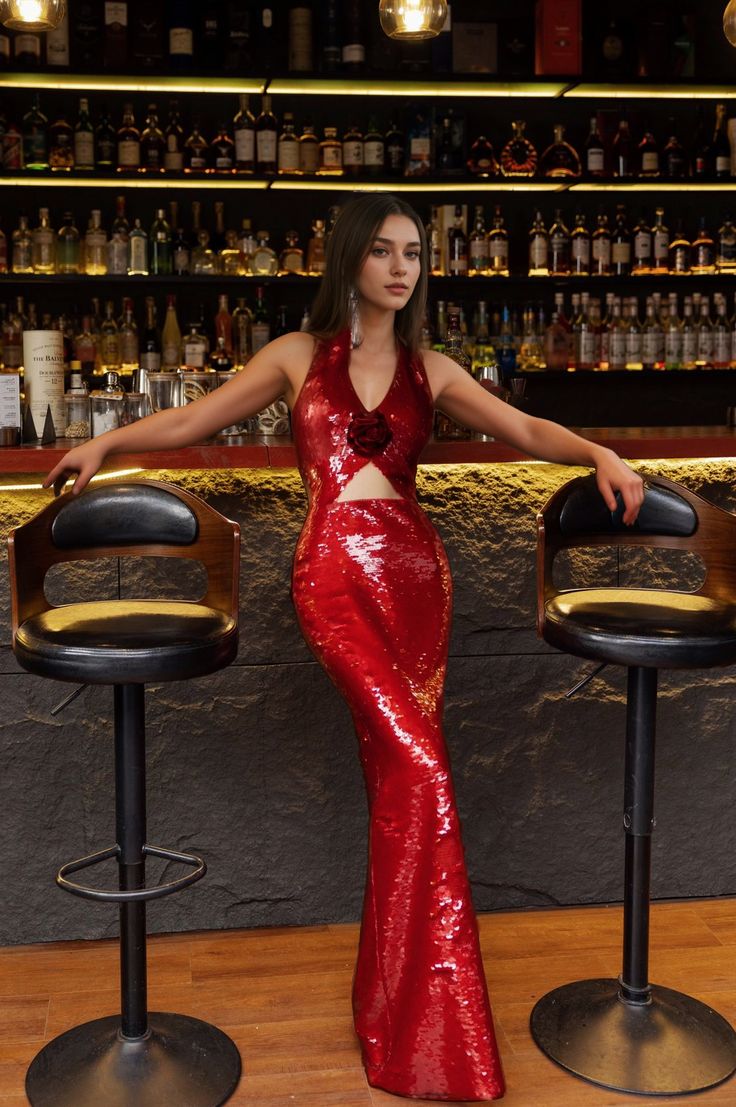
[0, 444, 734, 945]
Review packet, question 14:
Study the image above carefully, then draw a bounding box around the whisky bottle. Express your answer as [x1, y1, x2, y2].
[488, 205, 509, 277]
[612, 118, 632, 178]
[717, 215, 736, 272]
[128, 218, 149, 276]
[385, 118, 405, 177]
[232, 299, 253, 368]
[251, 231, 279, 276]
[72, 98, 94, 171]
[103, 0, 128, 69]
[120, 298, 140, 373]
[591, 213, 612, 277]
[501, 120, 537, 178]
[651, 207, 669, 275]
[57, 212, 81, 274]
[318, 126, 343, 175]
[435, 311, 471, 440]
[364, 117, 384, 177]
[632, 213, 652, 274]
[405, 113, 432, 176]
[99, 300, 121, 372]
[168, 0, 195, 70]
[342, 122, 364, 177]
[611, 205, 631, 277]
[584, 116, 606, 178]
[299, 120, 320, 175]
[306, 218, 327, 274]
[668, 220, 691, 274]
[182, 321, 208, 369]
[149, 208, 172, 275]
[447, 206, 467, 276]
[712, 298, 731, 369]
[85, 210, 108, 275]
[663, 121, 687, 179]
[549, 210, 570, 276]
[234, 95, 255, 173]
[638, 126, 660, 178]
[540, 125, 581, 179]
[468, 206, 489, 275]
[32, 208, 55, 274]
[467, 134, 498, 178]
[696, 299, 713, 368]
[608, 300, 627, 370]
[140, 297, 161, 372]
[280, 230, 305, 274]
[117, 103, 140, 172]
[140, 104, 165, 173]
[641, 298, 661, 371]
[691, 218, 715, 275]
[95, 107, 116, 169]
[625, 299, 643, 371]
[255, 95, 278, 175]
[183, 118, 209, 172]
[107, 195, 130, 275]
[22, 96, 48, 171]
[426, 207, 443, 275]
[570, 212, 590, 276]
[528, 210, 549, 277]
[277, 112, 301, 174]
[190, 230, 217, 275]
[664, 292, 682, 370]
[288, 2, 313, 71]
[49, 112, 74, 171]
[211, 121, 236, 173]
[219, 230, 244, 275]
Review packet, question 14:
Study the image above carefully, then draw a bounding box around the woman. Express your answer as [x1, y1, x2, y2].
[44, 193, 643, 1102]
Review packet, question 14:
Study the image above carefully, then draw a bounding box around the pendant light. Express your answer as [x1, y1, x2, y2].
[725, 0, 736, 46]
[0, 0, 66, 31]
[378, 0, 447, 40]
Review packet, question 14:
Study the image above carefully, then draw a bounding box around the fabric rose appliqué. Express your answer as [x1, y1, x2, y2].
[346, 410, 393, 457]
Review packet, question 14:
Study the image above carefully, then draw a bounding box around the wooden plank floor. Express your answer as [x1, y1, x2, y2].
[3, 899, 736, 1106]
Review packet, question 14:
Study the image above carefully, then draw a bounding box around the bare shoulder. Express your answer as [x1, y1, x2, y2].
[262, 330, 318, 408]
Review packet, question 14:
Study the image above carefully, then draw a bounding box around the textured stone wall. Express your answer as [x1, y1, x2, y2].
[1, 458, 735, 945]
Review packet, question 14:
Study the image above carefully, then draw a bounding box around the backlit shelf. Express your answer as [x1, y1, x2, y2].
[266, 77, 568, 98]
[570, 182, 736, 192]
[0, 73, 266, 94]
[562, 83, 736, 100]
[0, 175, 269, 190]
[269, 179, 565, 192]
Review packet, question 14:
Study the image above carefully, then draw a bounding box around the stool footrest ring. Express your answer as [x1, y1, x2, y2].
[56, 843, 207, 902]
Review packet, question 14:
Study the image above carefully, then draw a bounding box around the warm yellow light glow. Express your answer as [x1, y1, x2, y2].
[563, 83, 736, 99]
[570, 182, 736, 191]
[267, 77, 567, 98]
[0, 72, 266, 94]
[0, 467, 144, 494]
[0, 175, 268, 190]
[379, 0, 447, 40]
[270, 180, 564, 192]
[725, 0, 736, 46]
[0, 0, 65, 31]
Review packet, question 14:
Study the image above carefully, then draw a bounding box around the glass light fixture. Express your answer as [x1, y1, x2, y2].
[0, 0, 66, 31]
[725, 0, 736, 46]
[379, 0, 447, 40]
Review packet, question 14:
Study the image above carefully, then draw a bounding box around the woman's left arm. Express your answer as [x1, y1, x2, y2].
[426, 350, 645, 524]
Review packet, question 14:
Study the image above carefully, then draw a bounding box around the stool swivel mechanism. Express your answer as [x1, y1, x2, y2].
[9, 481, 243, 1107]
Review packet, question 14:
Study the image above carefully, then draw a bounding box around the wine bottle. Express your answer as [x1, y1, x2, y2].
[73, 1, 104, 69]
[167, 0, 194, 71]
[140, 296, 162, 372]
[341, 0, 365, 72]
[104, 1, 129, 69]
[74, 98, 95, 171]
[256, 95, 278, 175]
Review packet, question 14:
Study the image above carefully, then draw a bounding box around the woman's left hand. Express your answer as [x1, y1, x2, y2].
[594, 448, 645, 525]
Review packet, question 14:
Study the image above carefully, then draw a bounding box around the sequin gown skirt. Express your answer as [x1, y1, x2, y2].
[292, 496, 505, 1102]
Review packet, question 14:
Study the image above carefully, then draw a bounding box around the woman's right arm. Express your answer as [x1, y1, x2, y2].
[43, 331, 310, 495]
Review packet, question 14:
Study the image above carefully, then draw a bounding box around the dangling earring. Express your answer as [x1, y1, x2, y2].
[348, 287, 363, 349]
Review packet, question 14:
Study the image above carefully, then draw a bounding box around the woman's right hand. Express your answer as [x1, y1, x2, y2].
[42, 438, 108, 497]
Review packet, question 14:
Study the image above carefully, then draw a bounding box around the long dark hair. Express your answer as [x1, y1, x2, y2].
[308, 192, 428, 353]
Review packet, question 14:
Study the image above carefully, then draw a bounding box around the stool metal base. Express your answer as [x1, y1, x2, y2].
[530, 978, 736, 1096]
[26, 1012, 241, 1107]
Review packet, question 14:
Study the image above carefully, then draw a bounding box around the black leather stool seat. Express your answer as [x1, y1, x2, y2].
[15, 600, 238, 684]
[545, 587, 736, 669]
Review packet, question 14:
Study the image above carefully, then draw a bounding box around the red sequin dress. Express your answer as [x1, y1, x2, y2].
[290, 329, 505, 1101]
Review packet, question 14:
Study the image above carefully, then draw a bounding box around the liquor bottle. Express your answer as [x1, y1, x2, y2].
[638, 127, 660, 178]
[234, 95, 256, 173]
[161, 294, 182, 369]
[544, 311, 569, 371]
[251, 286, 271, 352]
[663, 121, 688, 179]
[611, 205, 631, 277]
[591, 213, 612, 277]
[49, 111, 74, 171]
[183, 118, 209, 172]
[104, 1, 129, 68]
[120, 298, 140, 371]
[717, 215, 736, 272]
[219, 230, 243, 275]
[363, 117, 384, 177]
[341, 0, 365, 72]
[528, 210, 549, 277]
[150, 208, 172, 275]
[191, 230, 216, 274]
[251, 231, 279, 276]
[549, 210, 570, 276]
[468, 207, 489, 275]
[85, 210, 108, 275]
[199, 3, 223, 71]
[632, 212, 652, 275]
[12, 214, 33, 274]
[32, 208, 55, 274]
[211, 121, 236, 173]
[57, 212, 81, 274]
[95, 106, 116, 169]
[22, 96, 48, 171]
[232, 299, 252, 367]
[288, 2, 313, 71]
[584, 116, 606, 178]
[696, 299, 713, 368]
[668, 220, 691, 274]
[256, 3, 278, 75]
[256, 95, 278, 175]
[540, 125, 581, 179]
[576, 295, 597, 370]
[651, 207, 669, 275]
[107, 195, 130, 274]
[140, 297, 161, 372]
[436, 114, 460, 177]
[320, 0, 340, 71]
[99, 301, 121, 371]
[625, 299, 643, 371]
[488, 205, 509, 277]
[385, 118, 405, 177]
[173, 224, 190, 275]
[501, 120, 537, 178]
[168, 0, 195, 70]
[224, 1, 252, 73]
[306, 218, 327, 274]
[405, 113, 432, 177]
[209, 336, 232, 373]
[213, 294, 233, 357]
[212, 201, 227, 254]
[132, 0, 165, 69]
[447, 206, 467, 276]
[128, 217, 149, 276]
[711, 104, 731, 180]
[277, 112, 301, 174]
[713, 298, 731, 369]
[163, 101, 184, 172]
[72, 98, 95, 171]
[342, 122, 364, 178]
[182, 320, 208, 369]
[426, 207, 442, 275]
[280, 230, 304, 274]
[467, 134, 498, 178]
[318, 126, 343, 175]
[73, 0, 103, 68]
[2, 115, 22, 170]
[297, 120, 319, 175]
[570, 212, 590, 277]
[612, 118, 632, 178]
[642, 298, 661, 370]
[73, 317, 97, 377]
[664, 292, 682, 370]
[692, 218, 715, 275]
[15, 26, 41, 68]
[117, 103, 141, 172]
[46, 8, 70, 67]
[140, 104, 165, 172]
[681, 297, 697, 369]
[435, 311, 471, 440]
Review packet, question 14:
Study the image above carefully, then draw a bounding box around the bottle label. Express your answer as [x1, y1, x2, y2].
[364, 140, 384, 167]
[469, 240, 489, 261]
[252, 322, 270, 352]
[592, 239, 611, 264]
[288, 8, 312, 69]
[697, 331, 713, 360]
[653, 231, 669, 261]
[665, 332, 682, 362]
[410, 137, 431, 159]
[490, 239, 508, 259]
[120, 334, 138, 363]
[717, 155, 730, 174]
[140, 351, 161, 371]
[105, 1, 127, 25]
[321, 144, 342, 168]
[129, 237, 147, 271]
[714, 333, 730, 364]
[342, 44, 365, 63]
[164, 148, 183, 171]
[235, 129, 254, 163]
[682, 331, 697, 363]
[3, 132, 22, 170]
[343, 141, 363, 167]
[256, 132, 277, 163]
[587, 149, 604, 172]
[642, 152, 659, 172]
[183, 342, 205, 368]
[300, 142, 319, 173]
[612, 241, 631, 264]
[15, 33, 40, 58]
[170, 27, 194, 55]
[46, 20, 69, 65]
[571, 237, 590, 263]
[529, 236, 548, 268]
[580, 331, 597, 366]
[610, 331, 627, 366]
[215, 151, 234, 169]
[162, 341, 180, 367]
[696, 246, 713, 268]
[189, 154, 207, 169]
[634, 232, 652, 261]
[642, 333, 659, 362]
[278, 139, 300, 172]
[449, 256, 467, 275]
[74, 132, 95, 167]
[625, 331, 641, 361]
[118, 139, 140, 167]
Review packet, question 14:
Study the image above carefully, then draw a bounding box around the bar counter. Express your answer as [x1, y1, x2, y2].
[1, 441, 735, 948]
[0, 425, 734, 475]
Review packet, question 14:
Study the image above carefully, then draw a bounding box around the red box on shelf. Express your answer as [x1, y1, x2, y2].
[535, 0, 581, 75]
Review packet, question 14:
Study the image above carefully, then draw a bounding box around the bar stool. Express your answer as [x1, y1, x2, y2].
[8, 479, 242, 1107]
[530, 472, 736, 1096]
